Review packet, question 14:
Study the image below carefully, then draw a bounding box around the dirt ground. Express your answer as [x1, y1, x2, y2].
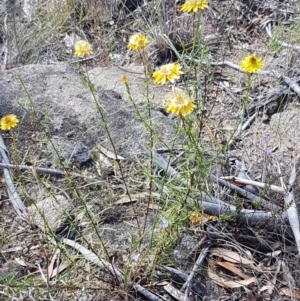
[1, 0, 300, 300]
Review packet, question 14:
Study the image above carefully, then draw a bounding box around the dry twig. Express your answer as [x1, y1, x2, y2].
[181, 241, 211, 299]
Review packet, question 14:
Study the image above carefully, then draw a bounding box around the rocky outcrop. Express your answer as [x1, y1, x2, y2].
[0, 63, 176, 165]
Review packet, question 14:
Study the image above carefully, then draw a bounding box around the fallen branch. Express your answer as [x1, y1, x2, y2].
[201, 201, 287, 227]
[60, 238, 165, 301]
[0, 162, 96, 181]
[280, 165, 300, 256]
[209, 60, 279, 78]
[139, 143, 180, 179]
[178, 33, 300, 98]
[60, 238, 123, 282]
[140, 144, 288, 227]
[134, 284, 165, 301]
[165, 267, 205, 297]
[209, 61, 300, 98]
[281, 74, 300, 96]
[166, 267, 189, 281]
[211, 175, 280, 211]
[181, 241, 211, 298]
[235, 160, 260, 195]
[0, 134, 27, 219]
[219, 176, 285, 194]
[141, 145, 281, 208]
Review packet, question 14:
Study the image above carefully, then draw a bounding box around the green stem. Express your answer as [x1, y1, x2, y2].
[138, 50, 154, 238]
[242, 73, 252, 117]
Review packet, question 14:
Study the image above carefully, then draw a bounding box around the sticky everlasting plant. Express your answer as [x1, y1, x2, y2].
[239, 54, 263, 74]
[127, 33, 149, 52]
[164, 88, 197, 117]
[153, 63, 183, 85]
[74, 40, 94, 57]
[0, 114, 19, 130]
[181, 0, 208, 13]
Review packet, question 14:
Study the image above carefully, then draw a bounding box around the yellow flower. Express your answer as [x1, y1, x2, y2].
[165, 88, 196, 116]
[181, 0, 208, 13]
[122, 75, 128, 84]
[189, 212, 218, 226]
[239, 54, 263, 74]
[153, 63, 183, 85]
[127, 33, 149, 51]
[0, 114, 19, 130]
[208, 215, 218, 222]
[74, 40, 94, 57]
[190, 212, 202, 226]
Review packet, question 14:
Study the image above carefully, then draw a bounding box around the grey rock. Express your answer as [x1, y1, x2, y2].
[27, 195, 72, 231]
[0, 63, 177, 165]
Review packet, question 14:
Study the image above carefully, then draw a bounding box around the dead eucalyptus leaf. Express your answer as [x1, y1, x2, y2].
[280, 288, 300, 299]
[96, 145, 125, 160]
[265, 250, 281, 257]
[48, 249, 60, 278]
[14, 258, 36, 269]
[116, 195, 137, 204]
[209, 248, 259, 271]
[50, 261, 71, 278]
[208, 265, 257, 288]
[215, 261, 252, 280]
[15, 258, 27, 267]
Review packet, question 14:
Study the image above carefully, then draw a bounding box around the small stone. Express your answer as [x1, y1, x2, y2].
[27, 195, 72, 232]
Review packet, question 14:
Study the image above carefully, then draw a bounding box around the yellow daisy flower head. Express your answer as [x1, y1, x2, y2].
[122, 75, 128, 84]
[0, 114, 19, 130]
[239, 54, 263, 74]
[181, 0, 208, 13]
[153, 63, 183, 85]
[165, 88, 197, 116]
[127, 33, 149, 52]
[74, 40, 94, 57]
